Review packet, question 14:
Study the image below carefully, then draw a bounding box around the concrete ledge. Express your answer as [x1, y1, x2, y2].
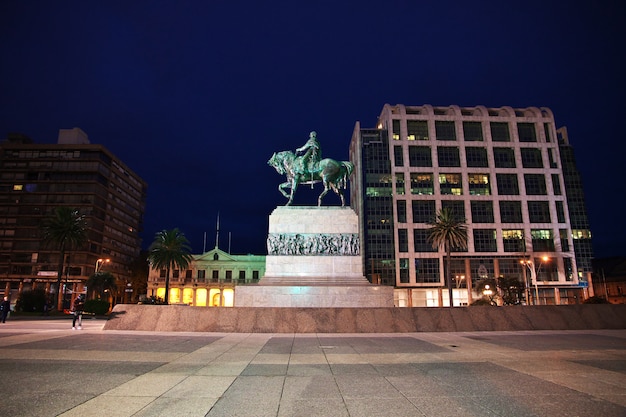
[104, 304, 626, 333]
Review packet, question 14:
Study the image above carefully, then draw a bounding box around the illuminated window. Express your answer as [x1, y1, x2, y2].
[407, 120, 429, 140]
[531, 229, 555, 251]
[410, 173, 434, 195]
[439, 173, 462, 195]
[572, 229, 592, 239]
[13, 184, 23, 191]
[395, 173, 405, 195]
[468, 174, 491, 195]
[392, 119, 400, 140]
[502, 229, 525, 252]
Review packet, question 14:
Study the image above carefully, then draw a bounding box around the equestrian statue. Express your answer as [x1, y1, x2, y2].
[268, 131, 354, 206]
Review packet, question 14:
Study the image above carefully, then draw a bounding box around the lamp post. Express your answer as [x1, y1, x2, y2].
[520, 256, 549, 305]
[534, 256, 550, 304]
[520, 259, 533, 305]
[95, 258, 110, 274]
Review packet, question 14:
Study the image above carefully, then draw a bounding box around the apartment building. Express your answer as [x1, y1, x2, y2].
[0, 128, 147, 308]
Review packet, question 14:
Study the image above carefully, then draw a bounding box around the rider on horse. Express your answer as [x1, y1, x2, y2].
[295, 131, 322, 176]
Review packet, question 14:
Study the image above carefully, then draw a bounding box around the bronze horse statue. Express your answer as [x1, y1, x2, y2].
[268, 151, 354, 206]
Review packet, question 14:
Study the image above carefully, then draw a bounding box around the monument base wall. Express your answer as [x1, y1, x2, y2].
[104, 304, 626, 333]
[234, 284, 393, 307]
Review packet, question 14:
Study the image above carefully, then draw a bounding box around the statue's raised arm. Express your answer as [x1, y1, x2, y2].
[268, 131, 354, 207]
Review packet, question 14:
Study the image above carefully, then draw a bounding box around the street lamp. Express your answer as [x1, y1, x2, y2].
[520, 256, 550, 305]
[95, 258, 110, 274]
[520, 259, 533, 305]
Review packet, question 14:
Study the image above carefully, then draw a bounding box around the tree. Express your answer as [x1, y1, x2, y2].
[427, 208, 468, 307]
[41, 207, 87, 311]
[147, 229, 193, 305]
[86, 271, 117, 300]
[498, 275, 525, 305]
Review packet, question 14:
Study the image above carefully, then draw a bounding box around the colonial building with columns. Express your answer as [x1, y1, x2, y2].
[147, 247, 265, 307]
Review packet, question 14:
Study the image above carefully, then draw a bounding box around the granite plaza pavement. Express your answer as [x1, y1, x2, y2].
[1, 317, 625, 417]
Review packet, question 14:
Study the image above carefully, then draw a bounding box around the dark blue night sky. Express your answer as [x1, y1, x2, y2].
[1, 1, 624, 258]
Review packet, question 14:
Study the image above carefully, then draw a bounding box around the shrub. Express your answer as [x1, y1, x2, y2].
[15, 289, 48, 313]
[84, 299, 110, 315]
[470, 298, 495, 306]
[583, 296, 610, 304]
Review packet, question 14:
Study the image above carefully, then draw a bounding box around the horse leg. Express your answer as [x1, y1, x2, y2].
[288, 179, 298, 206]
[278, 182, 291, 199]
[330, 182, 345, 206]
[318, 181, 330, 206]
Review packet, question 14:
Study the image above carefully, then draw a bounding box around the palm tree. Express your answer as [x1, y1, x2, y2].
[86, 271, 117, 300]
[147, 229, 193, 305]
[41, 207, 87, 311]
[427, 208, 468, 307]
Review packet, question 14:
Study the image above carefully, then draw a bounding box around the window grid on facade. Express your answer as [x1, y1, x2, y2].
[465, 147, 489, 168]
[560, 229, 570, 251]
[413, 229, 436, 252]
[415, 258, 440, 283]
[498, 258, 523, 280]
[408, 145, 432, 167]
[490, 122, 510, 142]
[496, 173, 520, 195]
[471, 201, 495, 223]
[396, 200, 407, 223]
[441, 200, 466, 221]
[493, 147, 516, 168]
[398, 229, 408, 252]
[412, 200, 435, 223]
[552, 174, 562, 195]
[524, 174, 547, 195]
[528, 201, 551, 223]
[517, 123, 537, 142]
[473, 229, 497, 252]
[435, 121, 456, 141]
[499, 201, 523, 223]
[462, 121, 483, 141]
[556, 201, 566, 223]
[520, 148, 543, 168]
[437, 146, 461, 167]
[393, 145, 404, 167]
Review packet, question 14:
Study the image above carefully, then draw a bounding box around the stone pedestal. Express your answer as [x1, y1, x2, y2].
[235, 206, 394, 307]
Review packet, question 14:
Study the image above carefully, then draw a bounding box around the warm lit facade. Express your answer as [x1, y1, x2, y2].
[349, 104, 593, 306]
[147, 247, 265, 307]
[0, 128, 147, 308]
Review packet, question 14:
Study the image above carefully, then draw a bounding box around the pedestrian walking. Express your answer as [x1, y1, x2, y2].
[0, 296, 10, 323]
[71, 295, 85, 330]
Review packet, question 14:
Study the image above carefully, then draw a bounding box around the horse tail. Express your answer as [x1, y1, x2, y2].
[340, 161, 354, 189]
